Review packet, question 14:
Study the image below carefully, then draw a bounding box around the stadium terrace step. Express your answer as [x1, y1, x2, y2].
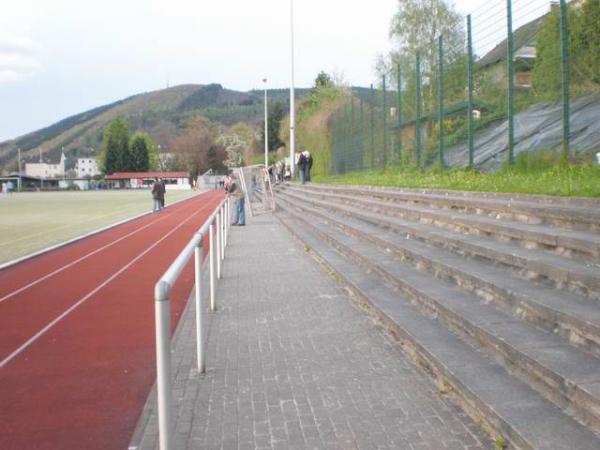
[276, 191, 600, 358]
[281, 186, 600, 299]
[296, 184, 600, 233]
[285, 185, 600, 263]
[275, 204, 600, 450]
[276, 196, 600, 434]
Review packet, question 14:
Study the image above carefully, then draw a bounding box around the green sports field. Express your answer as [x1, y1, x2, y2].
[0, 190, 199, 265]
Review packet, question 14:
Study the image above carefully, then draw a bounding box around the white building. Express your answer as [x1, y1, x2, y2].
[25, 152, 66, 179]
[75, 158, 100, 178]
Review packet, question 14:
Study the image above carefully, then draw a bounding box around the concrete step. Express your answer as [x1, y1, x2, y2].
[280, 186, 600, 299]
[286, 185, 600, 263]
[297, 184, 600, 233]
[277, 197, 600, 434]
[276, 190, 600, 358]
[275, 206, 600, 450]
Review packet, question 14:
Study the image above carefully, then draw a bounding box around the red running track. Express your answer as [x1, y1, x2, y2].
[0, 191, 224, 450]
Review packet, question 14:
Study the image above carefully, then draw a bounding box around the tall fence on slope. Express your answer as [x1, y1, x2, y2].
[330, 0, 600, 174]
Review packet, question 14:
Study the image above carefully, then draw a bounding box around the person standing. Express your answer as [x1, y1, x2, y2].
[304, 150, 313, 182]
[159, 178, 166, 208]
[151, 178, 164, 212]
[229, 174, 246, 226]
[297, 151, 307, 184]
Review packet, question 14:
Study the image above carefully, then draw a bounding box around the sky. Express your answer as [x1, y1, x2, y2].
[0, 0, 550, 142]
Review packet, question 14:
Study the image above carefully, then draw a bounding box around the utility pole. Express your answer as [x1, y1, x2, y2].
[263, 78, 269, 168]
[289, 0, 296, 178]
[17, 148, 22, 192]
[39, 148, 44, 190]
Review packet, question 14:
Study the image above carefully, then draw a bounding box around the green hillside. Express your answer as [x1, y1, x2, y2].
[0, 84, 308, 171]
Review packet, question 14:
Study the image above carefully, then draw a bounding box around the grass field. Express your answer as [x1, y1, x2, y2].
[0, 189, 199, 265]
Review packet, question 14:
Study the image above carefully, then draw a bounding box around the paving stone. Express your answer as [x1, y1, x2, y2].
[129, 214, 493, 449]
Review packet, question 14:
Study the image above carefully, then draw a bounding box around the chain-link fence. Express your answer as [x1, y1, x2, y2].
[330, 0, 600, 174]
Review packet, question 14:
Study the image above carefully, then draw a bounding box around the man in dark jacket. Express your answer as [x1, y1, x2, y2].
[151, 178, 165, 212]
[305, 151, 313, 182]
[297, 152, 307, 184]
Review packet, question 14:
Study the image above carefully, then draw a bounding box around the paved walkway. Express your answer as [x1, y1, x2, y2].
[130, 213, 492, 450]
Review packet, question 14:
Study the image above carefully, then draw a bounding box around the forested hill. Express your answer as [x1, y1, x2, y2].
[0, 83, 308, 170]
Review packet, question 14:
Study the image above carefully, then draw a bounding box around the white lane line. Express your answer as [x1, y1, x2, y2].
[0, 199, 193, 304]
[0, 201, 213, 369]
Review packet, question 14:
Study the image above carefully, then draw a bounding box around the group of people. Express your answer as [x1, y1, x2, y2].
[1, 181, 15, 195]
[151, 178, 166, 212]
[268, 150, 313, 186]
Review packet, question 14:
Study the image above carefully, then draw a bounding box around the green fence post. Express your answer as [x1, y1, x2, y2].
[382, 74, 387, 168]
[397, 63, 402, 164]
[339, 103, 348, 174]
[331, 112, 337, 174]
[360, 96, 365, 170]
[438, 35, 445, 167]
[370, 84, 375, 169]
[350, 97, 355, 171]
[416, 51, 422, 168]
[559, 0, 570, 159]
[467, 14, 474, 168]
[506, 0, 515, 165]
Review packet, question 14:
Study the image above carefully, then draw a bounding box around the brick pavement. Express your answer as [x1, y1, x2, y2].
[129, 213, 492, 450]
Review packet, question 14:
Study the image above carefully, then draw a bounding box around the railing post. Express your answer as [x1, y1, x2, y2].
[216, 211, 222, 280]
[194, 234, 205, 374]
[209, 222, 216, 311]
[154, 281, 173, 450]
[220, 206, 225, 261]
[224, 199, 229, 248]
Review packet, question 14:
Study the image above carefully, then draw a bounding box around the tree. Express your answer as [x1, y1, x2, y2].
[531, 8, 562, 98]
[205, 144, 227, 173]
[572, 0, 600, 85]
[171, 115, 214, 178]
[100, 118, 131, 174]
[218, 122, 259, 168]
[261, 101, 285, 152]
[385, 0, 464, 112]
[532, 0, 600, 98]
[314, 71, 333, 89]
[129, 133, 152, 172]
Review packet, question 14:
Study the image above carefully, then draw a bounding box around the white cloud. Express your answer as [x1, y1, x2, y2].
[0, 32, 42, 83]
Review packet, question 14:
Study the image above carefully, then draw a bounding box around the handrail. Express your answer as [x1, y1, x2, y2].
[153, 194, 231, 450]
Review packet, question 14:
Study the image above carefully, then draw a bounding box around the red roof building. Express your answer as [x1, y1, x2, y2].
[105, 172, 189, 180]
[105, 172, 191, 190]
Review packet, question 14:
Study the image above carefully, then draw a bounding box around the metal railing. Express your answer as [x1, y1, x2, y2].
[153, 195, 231, 450]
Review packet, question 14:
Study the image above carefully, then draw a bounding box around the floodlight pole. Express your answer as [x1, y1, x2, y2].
[17, 148, 22, 192]
[289, 0, 296, 178]
[263, 78, 269, 168]
[39, 148, 44, 190]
